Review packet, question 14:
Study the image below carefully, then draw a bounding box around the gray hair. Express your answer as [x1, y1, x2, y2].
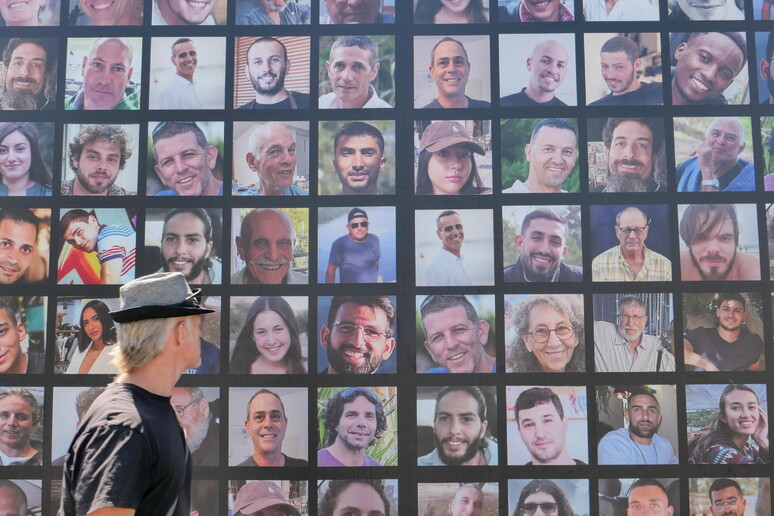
[112, 317, 177, 373]
[706, 117, 745, 147]
[330, 35, 378, 70]
[90, 37, 134, 65]
[247, 122, 294, 159]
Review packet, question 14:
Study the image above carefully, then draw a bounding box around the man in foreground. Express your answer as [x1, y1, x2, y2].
[60, 272, 215, 515]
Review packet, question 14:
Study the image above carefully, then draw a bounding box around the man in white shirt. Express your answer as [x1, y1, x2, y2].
[503, 118, 576, 193]
[319, 36, 392, 109]
[424, 210, 471, 286]
[584, 0, 658, 21]
[156, 38, 202, 110]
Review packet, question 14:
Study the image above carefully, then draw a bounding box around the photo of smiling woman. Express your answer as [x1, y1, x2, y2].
[0, 123, 52, 196]
[229, 296, 308, 375]
[506, 294, 585, 373]
[687, 384, 769, 464]
[414, 0, 489, 23]
[65, 300, 119, 375]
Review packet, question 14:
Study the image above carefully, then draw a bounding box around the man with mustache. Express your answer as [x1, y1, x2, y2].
[155, 208, 221, 285]
[708, 479, 747, 516]
[65, 37, 138, 111]
[239, 389, 307, 467]
[62, 125, 132, 196]
[679, 203, 760, 281]
[591, 117, 664, 193]
[598, 391, 678, 464]
[424, 210, 473, 286]
[588, 36, 663, 106]
[501, 40, 570, 107]
[331, 122, 387, 195]
[504, 208, 582, 283]
[319, 296, 396, 375]
[418, 386, 497, 466]
[1, 38, 56, 110]
[592, 207, 672, 281]
[238, 36, 310, 110]
[683, 293, 763, 372]
[321, 0, 394, 23]
[676, 117, 753, 192]
[153, 0, 218, 25]
[422, 37, 490, 109]
[170, 387, 219, 466]
[232, 208, 308, 285]
[318, 387, 387, 466]
[237, 0, 311, 24]
[671, 32, 746, 105]
[155, 38, 202, 110]
[239, 122, 308, 196]
[326, 208, 380, 284]
[0, 208, 41, 285]
[320, 35, 392, 109]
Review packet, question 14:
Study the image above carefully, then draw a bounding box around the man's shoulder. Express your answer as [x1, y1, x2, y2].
[503, 262, 524, 282]
[466, 97, 491, 108]
[421, 98, 443, 109]
[599, 427, 630, 445]
[285, 269, 308, 285]
[283, 454, 309, 467]
[558, 262, 583, 280]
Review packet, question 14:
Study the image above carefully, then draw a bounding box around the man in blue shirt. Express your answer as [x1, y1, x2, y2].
[326, 208, 380, 283]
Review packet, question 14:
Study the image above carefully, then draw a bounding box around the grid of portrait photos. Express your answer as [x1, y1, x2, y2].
[2, 0, 774, 514]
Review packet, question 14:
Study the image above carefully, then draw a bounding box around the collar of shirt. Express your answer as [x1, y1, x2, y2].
[519, 1, 574, 21]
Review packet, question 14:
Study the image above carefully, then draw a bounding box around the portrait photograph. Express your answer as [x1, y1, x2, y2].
[0, 208, 49, 285]
[228, 480, 308, 515]
[673, 117, 755, 192]
[506, 385, 588, 466]
[236, 0, 311, 24]
[597, 385, 679, 466]
[414, 35, 491, 109]
[67, 0, 141, 25]
[669, 0, 744, 19]
[498, 0, 575, 21]
[229, 387, 308, 467]
[3, 0, 59, 25]
[413, 0, 489, 23]
[418, 483, 497, 516]
[0, 386, 44, 466]
[760, 117, 774, 190]
[148, 37, 226, 110]
[677, 203, 761, 281]
[584, 33, 663, 106]
[152, 0, 227, 25]
[592, 292, 676, 373]
[415, 208, 495, 286]
[0, 38, 58, 111]
[414, 119, 492, 195]
[317, 386, 398, 467]
[683, 292, 765, 372]
[499, 33, 576, 107]
[685, 383, 768, 464]
[768, 204, 774, 278]
[318, 479, 397, 516]
[229, 296, 309, 375]
[501, 118, 580, 194]
[416, 294, 495, 375]
[0, 480, 40, 514]
[0, 122, 54, 197]
[61, 124, 139, 196]
[583, 0, 658, 20]
[505, 293, 585, 374]
[0, 296, 45, 375]
[689, 477, 770, 515]
[599, 478, 679, 516]
[510, 479, 589, 516]
[317, 206, 396, 284]
[319, 120, 394, 195]
[417, 385, 497, 466]
[757, 0, 774, 18]
[320, 0, 395, 23]
[756, 33, 774, 104]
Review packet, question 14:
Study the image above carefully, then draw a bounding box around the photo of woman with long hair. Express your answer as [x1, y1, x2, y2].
[66, 300, 118, 374]
[0, 122, 52, 196]
[414, 0, 489, 23]
[513, 480, 576, 516]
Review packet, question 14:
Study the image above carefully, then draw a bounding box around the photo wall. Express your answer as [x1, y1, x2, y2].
[1, 0, 774, 514]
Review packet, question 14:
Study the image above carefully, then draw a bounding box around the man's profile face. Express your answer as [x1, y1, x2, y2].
[0, 219, 37, 284]
[673, 33, 745, 104]
[246, 40, 288, 97]
[161, 0, 216, 24]
[627, 394, 662, 439]
[436, 214, 464, 254]
[0, 394, 35, 452]
[161, 212, 213, 281]
[81, 39, 134, 110]
[334, 134, 385, 193]
[347, 215, 369, 243]
[4, 42, 46, 95]
[237, 210, 294, 284]
[429, 41, 470, 100]
[433, 390, 487, 465]
[688, 212, 737, 280]
[80, 0, 133, 25]
[171, 40, 198, 79]
[516, 401, 568, 464]
[63, 215, 100, 253]
[154, 131, 218, 196]
[72, 138, 122, 194]
[600, 50, 641, 95]
[326, 45, 379, 106]
[525, 126, 576, 190]
[321, 302, 395, 374]
[716, 299, 747, 332]
[704, 119, 745, 167]
[0, 308, 25, 374]
[709, 486, 746, 516]
[324, 0, 381, 23]
[527, 41, 569, 94]
[515, 217, 568, 281]
[422, 305, 488, 374]
[520, 0, 561, 20]
[334, 395, 377, 450]
[1, 0, 44, 25]
[617, 303, 648, 343]
[451, 486, 484, 516]
[244, 392, 288, 456]
[247, 124, 297, 193]
[615, 210, 649, 255]
[627, 485, 673, 516]
[330, 482, 387, 516]
[0, 484, 26, 516]
[605, 121, 654, 183]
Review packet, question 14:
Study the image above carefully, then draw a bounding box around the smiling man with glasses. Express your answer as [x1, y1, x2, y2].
[708, 479, 746, 516]
[326, 207, 380, 283]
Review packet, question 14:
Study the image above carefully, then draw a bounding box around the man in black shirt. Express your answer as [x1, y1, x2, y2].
[421, 37, 490, 109]
[238, 389, 308, 467]
[237, 37, 310, 110]
[501, 40, 570, 107]
[588, 36, 663, 107]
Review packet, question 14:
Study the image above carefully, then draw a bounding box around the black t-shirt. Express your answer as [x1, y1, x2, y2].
[237, 92, 311, 110]
[237, 453, 309, 467]
[421, 96, 491, 108]
[501, 89, 568, 107]
[685, 326, 763, 371]
[60, 383, 192, 516]
[588, 82, 664, 106]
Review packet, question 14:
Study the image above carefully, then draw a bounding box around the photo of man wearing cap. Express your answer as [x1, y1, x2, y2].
[233, 480, 302, 516]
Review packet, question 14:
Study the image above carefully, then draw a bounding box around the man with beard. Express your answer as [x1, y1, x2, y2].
[238, 389, 307, 467]
[1, 38, 56, 110]
[238, 37, 310, 110]
[0, 208, 41, 285]
[592, 117, 664, 192]
[760, 33, 774, 104]
[318, 387, 387, 466]
[504, 208, 583, 283]
[708, 479, 747, 516]
[239, 122, 308, 196]
[679, 204, 760, 281]
[155, 38, 202, 110]
[332, 122, 386, 195]
[320, 36, 392, 109]
[237, 0, 311, 24]
[326, 208, 380, 283]
[588, 36, 663, 106]
[153, 0, 219, 24]
[419, 295, 495, 374]
[170, 387, 218, 466]
[683, 293, 763, 372]
[61, 125, 132, 196]
[156, 208, 221, 285]
[418, 386, 497, 466]
[501, 40, 570, 107]
[65, 38, 139, 110]
[592, 207, 672, 281]
[422, 38, 490, 109]
[513, 387, 585, 466]
[425, 210, 473, 286]
[677, 117, 753, 192]
[627, 479, 675, 516]
[319, 296, 396, 374]
[594, 296, 676, 372]
[598, 392, 678, 464]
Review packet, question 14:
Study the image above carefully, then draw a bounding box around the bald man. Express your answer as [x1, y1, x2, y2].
[238, 123, 308, 196]
[501, 40, 570, 107]
[0, 480, 27, 516]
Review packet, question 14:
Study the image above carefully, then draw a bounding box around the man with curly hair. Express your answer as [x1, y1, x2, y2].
[62, 125, 132, 196]
[319, 479, 390, 516]
[318, 387, 387, 467]
[1, 38, 56, 111]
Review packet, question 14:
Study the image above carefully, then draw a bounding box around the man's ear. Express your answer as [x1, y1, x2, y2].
[235, 236, 245, 260]
[320, 325, 330, 350]
[197, 397, 209, 417]
[476, 319, 490, 346]
[16, 321, 27, 344]
[205, 145, 218, 170]
[674, 42, 688, 62]
[381, 337, 396, 360]
[246, 152, 257, 171]
[479, 420, 488, 438]
[761, 58, 770, 82]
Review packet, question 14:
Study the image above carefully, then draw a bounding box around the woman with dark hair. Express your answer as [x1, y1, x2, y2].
[514, 480, 575, 516]
[414, 0, 489, 23]
[415, 121, 491, 195]
[230, 297, 307, 374]
[0, 122, 52, 196]
[66, 300, 118, 374]
[688, 384, 769, 464]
